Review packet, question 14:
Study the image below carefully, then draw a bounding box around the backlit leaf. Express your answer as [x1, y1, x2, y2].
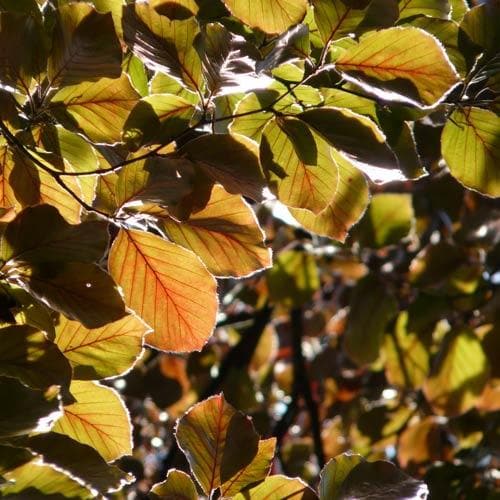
[459, 3, 500, 51]
[233, 475, 317, 499]
[335, 27, 459, 106]
[319, 453, 363, 500]
[150, 469, 198, 500]
[108, 229, 218, 352]
[175, 393, 260, 495]
[50, 74, 140, 144]
[260, 117, 337, 214]
[398, 0, 450, 20]
[423, 330, 490, 416]
[223, 0, 308, 34]
[53, 380, 132, 462]
[153, 185, 272, 277]
[47, 2, 122, 86]
[441, 107, 500, 197]
[55, 314, 147, 380]
[0, 324, 71, 391]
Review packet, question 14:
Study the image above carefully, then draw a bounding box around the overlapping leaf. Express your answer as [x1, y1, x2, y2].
[398, 0, 450, 20]
[233, 475, 317, 499]
[153, 185, 271, 277]
[335, 27, 459, 106]
[53, 380, 132, 462]
[108, 229, 218, 352]
[319, 453, 363, 500]
[175, 394, 260, 495]
[55, 314, 147, 380]
[150, 469, 198, 500]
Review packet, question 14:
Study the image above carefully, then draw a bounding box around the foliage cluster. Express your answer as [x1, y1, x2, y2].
[0, 0, 498, 498]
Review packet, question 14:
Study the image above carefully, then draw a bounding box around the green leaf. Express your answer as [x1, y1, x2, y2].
[150, 469, 198, 500]
[423, 329, 490, 416]
[50, 74, 140, 144]
[175, 393, 260, 495]
[123, 93, 195, 150]
[0, 376, 61, 439]
[55, 314, 147, 380]
[299, 107, 398, 170]
[0, 204, 107, 265]
[354, 193, 414, 248]
[150, 71, 200, 103]
[47, 2, 122, 86]
[222, 0, 308, 34]
[0, 324, 71, 391]
[53, 380, 132, 462]
[221, 438, 277, 496]
[398, 0, 450, 20]
[319, 453, 364, 500]
[442, 107, 500, 197]
[289, 148, 369, 242]
[267, 248, 320, 308]
[335, 26, 459, 106]
[151, 185, 272, 278]
[344, 275, 398, 366]
[18, 261, 126, 329]
[124, 53, 149, 97]
[108, 229, 218, 352]
[233, 475, 317, 499]
[123, 2, 203, 93]
[260, 117, 337, 214]
[180, 133, 266, 201]
[459, 3, 500, 52]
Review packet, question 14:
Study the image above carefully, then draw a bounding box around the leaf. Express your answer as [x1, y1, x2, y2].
[53, 380, 132, 462]
[354, 193, 414, 248]
[319, 453, 363, 500]
[260, 117, 337, 213]
[124, 53, 149, 97]
[150, 469, 198, 500]
[337, 460, 429, 499]
[153, 185, 271, 278]
[123, 2, 203, 93]
[289, 149, 369, 242]
[233, 475, 317, 499]
[180, 133, 266, 201]
[0, 324, 71, 391]
[398, 0, 450, 20]
[26, 433, 134, 494]
[222, 0, 308, 34]
[175, 393, 260, 495]
[0, 376, 61, 439]
[1, 458, 94, 499]
[459, 3, 500, 52]
[221, 438, 277, 496]
[344, 275, 398, 366]
[108, 229, 218, 352]
[423, 329, 490, 416]
[0, 204, 107, 265]
[267, 248, 320, 307]
[50, 74, 140, 144]
[335, 27, 459, 106]
[55, 314, 147, 380]
[47, 2, 122, 86]
[19, 261, 126, 329]
[299, 107, 398, 170]
[441, 107, 500, 197]
[123, 94, 195, 150]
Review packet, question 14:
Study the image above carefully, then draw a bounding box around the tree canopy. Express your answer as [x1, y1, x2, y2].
[0, 0, 498, 498]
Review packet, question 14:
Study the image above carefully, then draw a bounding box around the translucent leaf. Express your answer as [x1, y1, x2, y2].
[398, 0, 450, 20]
[124, 53, 149, 97]
[459, 3, 499, 51]
[152, 185, 271, 278]
[55, 314, 147, 380]
[47, 3, 122, 86]
[289, 149, 369, 242]
[151, 469, 198, 500]
[442, 107, 500, 197]
[53, 380, 132, 462]
[233, 475, 317, 499]
[260, 116, 337, 214]
[108, 229, 218, 352]
[319, 453, 363, 500]
[0, 324, 71, 391]
[423, 330, 490, 416]
[50, 74, 140, 144]
[335, 27, 459, 106]
[223, 0, 308, 34]
[123, 2, 203, 93]
[175, 393, 260, 495]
